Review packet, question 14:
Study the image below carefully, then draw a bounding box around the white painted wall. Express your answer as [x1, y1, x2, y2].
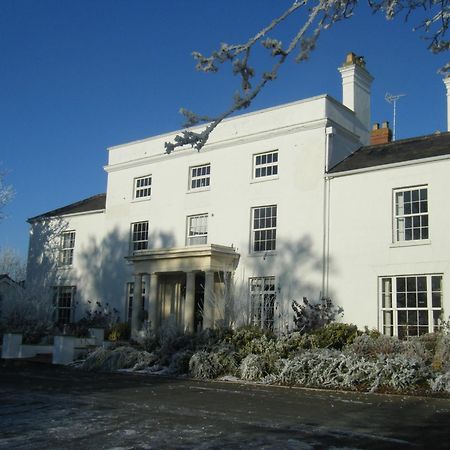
[328, 158, 450, 330]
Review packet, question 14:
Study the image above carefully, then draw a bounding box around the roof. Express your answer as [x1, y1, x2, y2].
[329, 132, 450, 173]
[28, 193, 106, 222]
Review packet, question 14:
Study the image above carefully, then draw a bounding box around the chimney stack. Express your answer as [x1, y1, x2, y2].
[443, 76, 450, 131]
[338, 52, 374, 144]
[370, 121, 392, 145]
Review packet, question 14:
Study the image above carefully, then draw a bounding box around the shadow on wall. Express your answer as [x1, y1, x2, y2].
[27, 217, 69, 295]
[78, 228, 177, 321]
[243, 235, 337, 331]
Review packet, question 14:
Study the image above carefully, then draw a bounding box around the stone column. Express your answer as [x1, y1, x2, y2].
[131, 273, 143, 339]
[148, 273, 159, 332]
[202, 271, 215, 329]
[184, 271, 196, 333]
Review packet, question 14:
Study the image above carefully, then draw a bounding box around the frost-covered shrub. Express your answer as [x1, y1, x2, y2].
[224, 326, 273, 353]
[312, 323, 359, 350]
[292, 297, 343, 333]
[429, 371, 450, 393]
[279, 350, 373, 389]
[79, 346, 157, 372]
[168, 350, 193, 375]
[433, 333, 450, 371]
[238, 334, 277, 358]
[374, 355, 431, 392]
[189, 348, 237, 379]
[275, 332, 314, 357]
[239, 353, 279, 381]
[277, 350, 430, 392]
[349, 334, 405, 358]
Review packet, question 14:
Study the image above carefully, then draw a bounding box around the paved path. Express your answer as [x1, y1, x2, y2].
[0, 362, 449, 449]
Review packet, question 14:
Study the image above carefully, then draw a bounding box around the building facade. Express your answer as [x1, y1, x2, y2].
[26, 53, 450, 338]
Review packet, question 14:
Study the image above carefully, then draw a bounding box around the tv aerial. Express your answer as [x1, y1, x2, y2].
[385, 93, 406, 141]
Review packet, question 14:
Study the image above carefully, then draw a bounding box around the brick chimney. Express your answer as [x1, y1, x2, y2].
[338, 52, 374, 144]
[370, 121, 392, 145]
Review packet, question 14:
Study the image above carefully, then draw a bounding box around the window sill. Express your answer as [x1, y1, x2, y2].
[248, 251, 277, 258]
[250, 176, 279, 185]
[186, 187, 211, 194]
[131, 197, 151, 204]
[57, 265, 73, 270]
[390, 239, 431, 248]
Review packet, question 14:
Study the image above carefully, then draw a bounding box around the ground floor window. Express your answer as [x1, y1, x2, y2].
[54, 286, 76, 324]
[380, 274, 443, 338]
[249, 276, 276, 330]
[127, 281, 146, 322]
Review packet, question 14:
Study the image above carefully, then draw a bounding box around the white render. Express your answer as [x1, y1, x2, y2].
[25, 54, 450, 337]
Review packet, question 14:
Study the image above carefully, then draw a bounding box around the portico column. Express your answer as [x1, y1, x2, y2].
[203, 271, 215, 329]
[131, 273, 144, 339]
[148, 273, 159, 332]
[184, 271, 196, 333]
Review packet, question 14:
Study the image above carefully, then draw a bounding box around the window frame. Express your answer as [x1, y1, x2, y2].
[186, 213, 208, 246]
[393, 186, 429, 243]
[379, 274, 443, 338]
[251, 205, 277, 253]
[131, 221, 149, 252]
[253, 150, 278, 180]
[249, 276, 276, 330]
[133, 175, 152, 200]
[54, 286, 76, 324]
[189, 163, 211, 191]
[59, 230, 76, 267]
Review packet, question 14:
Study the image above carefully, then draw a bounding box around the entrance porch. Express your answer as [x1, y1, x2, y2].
[126, 244, 240, 338]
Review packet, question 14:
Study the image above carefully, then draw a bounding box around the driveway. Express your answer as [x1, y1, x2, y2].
[0, 362, 449, 449]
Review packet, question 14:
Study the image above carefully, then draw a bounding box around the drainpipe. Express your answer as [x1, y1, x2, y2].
[322, 126, 334, 298]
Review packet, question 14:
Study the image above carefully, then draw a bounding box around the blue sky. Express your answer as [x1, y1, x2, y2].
[0, 0, 448, 259]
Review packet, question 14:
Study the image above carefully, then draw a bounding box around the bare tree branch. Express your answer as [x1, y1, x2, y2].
[165, 0, 448, 154]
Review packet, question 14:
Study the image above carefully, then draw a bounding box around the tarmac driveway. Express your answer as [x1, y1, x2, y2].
[0, 362, 449, 449]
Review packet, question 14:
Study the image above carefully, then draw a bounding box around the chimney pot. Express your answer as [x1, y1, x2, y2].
[372, 123, 380, 130]
[381, 121, 389, 129]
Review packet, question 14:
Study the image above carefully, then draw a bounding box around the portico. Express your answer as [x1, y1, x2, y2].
[126, 244, 240, 338]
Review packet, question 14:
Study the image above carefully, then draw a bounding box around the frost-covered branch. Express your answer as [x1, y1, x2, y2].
[0, 172, 14, 220]
[165, 0, 448, 154]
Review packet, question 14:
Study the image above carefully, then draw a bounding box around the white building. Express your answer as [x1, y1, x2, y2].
[26, 53, 450, 338]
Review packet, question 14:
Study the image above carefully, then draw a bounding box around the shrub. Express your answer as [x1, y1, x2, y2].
[432, 333, 450, 371]
[349, 334, 405, 358]
[275, 332, 317, 357]
[429, 371, 450, 393]
[107, 322, 131, 341]
[239, 352, 280, 381]
[168, 350, 194, 375]
[312, 323, 359, 350]
[79, 346, 157, 372]
[224, 325, 273, 353]
[189, 348, 238, 379]
[292, 297, 343, 334]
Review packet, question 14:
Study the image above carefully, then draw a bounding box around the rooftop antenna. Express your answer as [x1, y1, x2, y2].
[385, 93, 406, 141]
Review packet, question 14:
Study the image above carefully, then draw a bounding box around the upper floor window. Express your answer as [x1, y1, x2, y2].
[251, 205, 277, 252]
[134, 175, 152, 199]
[253, 150, 278, 179]
[190, 164, 210, 190]
[187, 214, 208, 245]
[60, 231, 75, 266]
[394, 186, 428, 242]
[380, 274, 442, 338]
[131, 221, 149, 251]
